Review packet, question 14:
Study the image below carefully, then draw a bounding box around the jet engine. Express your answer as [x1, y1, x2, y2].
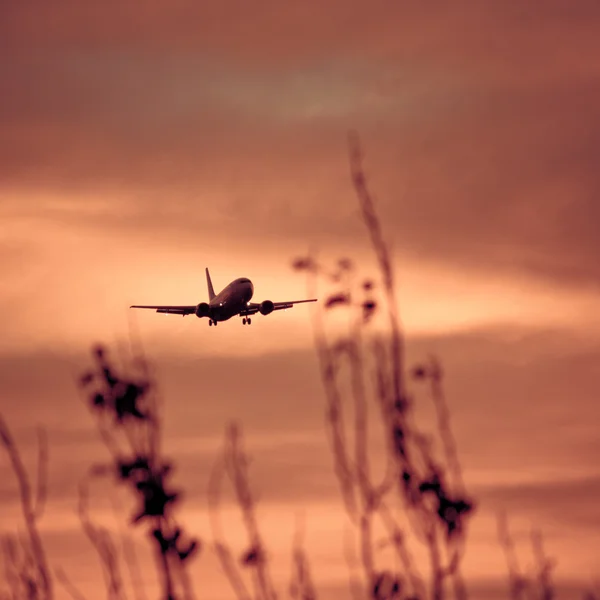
[195, 302, 211, 318]
[259, 300, 274, 315]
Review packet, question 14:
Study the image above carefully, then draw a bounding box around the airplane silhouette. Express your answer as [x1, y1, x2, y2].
[130, 268, 317, 326]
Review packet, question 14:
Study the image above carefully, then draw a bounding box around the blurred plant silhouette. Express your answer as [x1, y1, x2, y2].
[76, 344, 199, 600]
[0, 419, 51, 600]
[208, 423, 279, 600]
[291, 133, 474, 600]
[497, 514, 558, 600]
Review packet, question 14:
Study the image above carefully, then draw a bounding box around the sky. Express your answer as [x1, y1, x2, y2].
[1, 0, 600, 598]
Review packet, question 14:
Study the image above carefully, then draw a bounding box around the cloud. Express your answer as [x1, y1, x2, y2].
[3, 50, 600, 292]
[2, 325, 599, 505]
[477, 474, 600, 530]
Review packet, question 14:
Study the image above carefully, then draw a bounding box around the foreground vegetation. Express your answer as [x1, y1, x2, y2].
[1, 135, 597, 600]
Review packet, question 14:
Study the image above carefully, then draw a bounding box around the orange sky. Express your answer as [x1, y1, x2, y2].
[1, 1, 600, 598]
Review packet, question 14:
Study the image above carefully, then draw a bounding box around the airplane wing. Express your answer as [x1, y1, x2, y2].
[130, 305, 196, 316]
[244, 299, 317, 316]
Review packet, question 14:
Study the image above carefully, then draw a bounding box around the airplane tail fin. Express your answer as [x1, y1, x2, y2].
[205, 268, 216, 301]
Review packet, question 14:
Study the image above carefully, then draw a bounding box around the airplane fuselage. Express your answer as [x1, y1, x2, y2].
[208, 277, 254, 322]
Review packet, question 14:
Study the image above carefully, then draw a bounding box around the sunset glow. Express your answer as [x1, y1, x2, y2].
[2, 2, 600, 599]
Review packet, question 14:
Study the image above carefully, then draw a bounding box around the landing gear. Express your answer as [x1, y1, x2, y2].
[242, 317, 252, 325]
[209, 319, 217, 326]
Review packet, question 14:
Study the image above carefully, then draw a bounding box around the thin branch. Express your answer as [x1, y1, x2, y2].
[33, 427, 49, 521]
[0, 414, 53, 600]
[426, 357, 465, 494]
[342, 526, 364, 600]
[106, 491, 147, 600]
[127, 311, 162, 464]
[55, 568, 88, 600]
[375, 501, 425, 599]
[208, 454, 252, 600]
[77, 478, 127, 600]
[531, 530, 555, 600]
[1, 533, 24, 600]
[289, 516, 317, 600]
[225, 423, 278, 600]
[120, 534, 146, 600]
[497, 513, 528, 600]
[309, 264, 359, 521]
[348, 132, 405, 410]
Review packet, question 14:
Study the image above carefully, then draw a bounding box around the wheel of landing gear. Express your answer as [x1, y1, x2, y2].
[209, 320, 212, 326]
[248, 317, 252, 324]
[242, 318, 246, 325]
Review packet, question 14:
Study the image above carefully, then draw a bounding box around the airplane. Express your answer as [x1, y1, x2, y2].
[130, 268, 317, 326]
